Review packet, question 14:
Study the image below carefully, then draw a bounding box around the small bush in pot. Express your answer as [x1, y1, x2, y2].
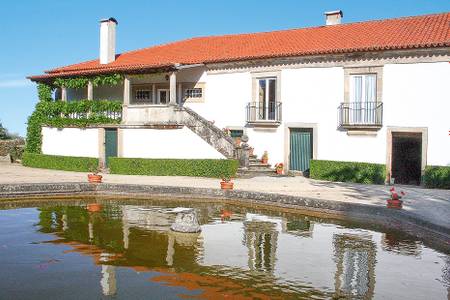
[88, 166, 103, 183]
[220, 176, 234, 190]
[261, 151, 269, 164]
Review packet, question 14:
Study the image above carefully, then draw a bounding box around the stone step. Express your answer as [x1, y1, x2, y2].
[236, 168, 276, 178]
[249, 163, 271, 168]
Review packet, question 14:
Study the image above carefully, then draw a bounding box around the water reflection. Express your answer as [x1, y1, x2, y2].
[333, 233, 376, 299]
[381, 232, 422, 257]
[26, 200, 449, 299]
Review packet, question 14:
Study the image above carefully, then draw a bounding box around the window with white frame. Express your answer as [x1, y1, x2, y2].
[350, 74, 377, 103]
[185, 88, 202, 99]
[135, 90, 152, 101]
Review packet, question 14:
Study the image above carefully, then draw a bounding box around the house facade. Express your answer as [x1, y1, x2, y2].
[29, 11, 450, 184]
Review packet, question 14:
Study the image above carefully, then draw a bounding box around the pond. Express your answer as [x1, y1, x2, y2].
[0, 198, 448, 299]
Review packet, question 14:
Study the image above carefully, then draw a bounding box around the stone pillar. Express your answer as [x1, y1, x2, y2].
[88, 221, 94, 242]
[123, 77, 131, 106]
[62, 214, 68, 231]
[238, 135, 250, 168]
[122, 77, 131, 124]
[87, 81, 94, 100]
[61, 87, 67, 101]
[122, 223, 129, 250]
[166, 234, 174, 266]
[152, 84, 157, 104]
[100, 264, 117, 296]
[177, 83, 182, 106]
[169, 72, 177, 106]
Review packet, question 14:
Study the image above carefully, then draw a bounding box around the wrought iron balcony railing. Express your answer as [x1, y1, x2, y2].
[246, 102, 282, 124]
[338, 101, 383, 129]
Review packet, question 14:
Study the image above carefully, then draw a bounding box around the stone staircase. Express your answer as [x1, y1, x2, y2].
[175, 106, 276, 177]
[236, 154, 275, 178]
[180, 106, 236, 158]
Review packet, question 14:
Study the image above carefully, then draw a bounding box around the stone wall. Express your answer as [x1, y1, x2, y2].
[0, 139, 25, 162]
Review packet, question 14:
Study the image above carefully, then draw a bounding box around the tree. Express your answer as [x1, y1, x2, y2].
[0, 122, 7, 140]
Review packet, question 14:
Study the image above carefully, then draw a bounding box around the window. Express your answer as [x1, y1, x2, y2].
[350, 74, 377, 103]
[135, 90, 152, 101]
[185, 88, 202, 98]
[229, 129, 243, 138]
[257, 77, 277, 120]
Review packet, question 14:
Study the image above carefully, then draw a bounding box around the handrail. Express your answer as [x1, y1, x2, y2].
[338, 101, 383, 127]
[246, 102, 282, 123]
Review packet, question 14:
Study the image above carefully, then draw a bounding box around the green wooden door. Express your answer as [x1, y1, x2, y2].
[105, 129, 118, 167]
[290, 129, 313, 173]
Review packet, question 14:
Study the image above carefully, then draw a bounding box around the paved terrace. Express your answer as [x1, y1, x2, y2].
[0, 164, 449, 233]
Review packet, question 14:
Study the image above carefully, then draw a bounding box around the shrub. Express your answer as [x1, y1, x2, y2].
[109, 158, 239, 178]
[310, 159, 386, 184]
[22, 153, 98, 172]
[423, 166, 450, 189]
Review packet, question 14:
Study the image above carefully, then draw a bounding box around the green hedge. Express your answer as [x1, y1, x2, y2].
[423, 166, 450, 189]
[109, 158, 239, 178]
[22, 153, 98, 172]
[310, 159, 386, 184]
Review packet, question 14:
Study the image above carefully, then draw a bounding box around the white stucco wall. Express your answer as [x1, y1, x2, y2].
[41, 127, 99, 158]
[121, 127, 225, 159]
[52, 61, 449, 168]
[199, 62, 449, 167]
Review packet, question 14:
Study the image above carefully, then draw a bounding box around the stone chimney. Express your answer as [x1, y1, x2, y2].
[99, 18, 118, 64]
[324, 10, 343, 25]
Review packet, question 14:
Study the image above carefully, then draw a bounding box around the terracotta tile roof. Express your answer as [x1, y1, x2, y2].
[29, 12, 450, 80]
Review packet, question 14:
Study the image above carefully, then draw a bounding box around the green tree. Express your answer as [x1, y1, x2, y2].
[0, 121, 9, 140]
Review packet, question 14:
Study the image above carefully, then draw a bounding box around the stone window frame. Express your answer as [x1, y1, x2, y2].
[131, 84, 154, 105]
[251, 71, 281, 105]
[183, 82, 206, 103]
[344, 66, 383, 104]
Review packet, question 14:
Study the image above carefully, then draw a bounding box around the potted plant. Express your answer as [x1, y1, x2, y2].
[87, 203, 102, 212]
[261, 151, 269, 164]
[387, 187, 405, 209]
[88, 166, 103, 183]
[248, 147, 254, 157]
[220, 177, 234, 190]
[275, 163, 284, 175]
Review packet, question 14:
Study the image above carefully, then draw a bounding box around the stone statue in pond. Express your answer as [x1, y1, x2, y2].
[170, 209, 201, 233]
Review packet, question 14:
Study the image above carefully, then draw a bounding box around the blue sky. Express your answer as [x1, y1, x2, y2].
[1, 0, 449, 136]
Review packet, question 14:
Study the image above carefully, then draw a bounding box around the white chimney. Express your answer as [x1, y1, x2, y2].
[99, 18, 118, 64]
[324, 10, 343, 25]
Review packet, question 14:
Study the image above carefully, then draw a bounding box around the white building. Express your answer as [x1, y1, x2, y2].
[29, 12, 450, 185]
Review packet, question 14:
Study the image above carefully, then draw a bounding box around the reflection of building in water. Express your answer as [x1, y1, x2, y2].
[99, 253, 117, 296]
[333, 233, 376, 299]
[283, 217, 314, 238]
[243, 214, 279, 273]
[381, 233, 422, 257]
[242, 213, 315, 274]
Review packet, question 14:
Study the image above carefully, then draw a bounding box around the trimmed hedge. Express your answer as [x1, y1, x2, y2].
[423, 166, 450, 189]
[109, 158, 239, 178]
[310, 159, 386, 184]
[22, 153, 98, 172]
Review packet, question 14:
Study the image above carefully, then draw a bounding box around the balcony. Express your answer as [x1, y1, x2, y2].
[246, 102, 282, 126]
[338, 102, 383, 130]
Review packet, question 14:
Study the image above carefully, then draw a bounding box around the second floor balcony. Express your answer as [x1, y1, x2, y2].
[338, 101, 383, 130]
[246, 102, 282, 126]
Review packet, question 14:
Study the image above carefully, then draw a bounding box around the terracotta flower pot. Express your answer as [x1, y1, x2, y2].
[276, 168, 283, 175]
[387, 199, 403, 209]
[261, 158, 268, 164]
[87, 203, 102, 213]
[88, 174, 103, 183]
[220, 181, 234, 190]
